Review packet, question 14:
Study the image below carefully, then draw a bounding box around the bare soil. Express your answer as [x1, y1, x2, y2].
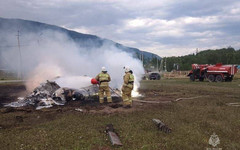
[0, 83, 27, 107]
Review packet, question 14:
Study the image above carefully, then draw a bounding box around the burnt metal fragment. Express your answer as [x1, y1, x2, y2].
[152, 119, 172, 133]
[106, 124, 123, 146]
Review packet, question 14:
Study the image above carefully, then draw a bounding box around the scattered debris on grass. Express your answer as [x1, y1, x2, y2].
[106, 124, 123, 146]
[152, 119, 172, 133]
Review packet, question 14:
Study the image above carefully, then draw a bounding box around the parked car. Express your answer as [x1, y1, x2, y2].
[149, 72, 161, 80]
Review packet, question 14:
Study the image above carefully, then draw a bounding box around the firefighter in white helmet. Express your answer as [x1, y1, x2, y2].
[122, 66, 134, 108]
[95, 67, 112, 104]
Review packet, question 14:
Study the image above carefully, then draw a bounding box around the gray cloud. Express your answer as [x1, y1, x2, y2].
[164, 0, 237, 18]
[0, 0, 240, 56]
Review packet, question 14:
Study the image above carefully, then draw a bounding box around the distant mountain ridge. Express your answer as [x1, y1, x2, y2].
[0, 17, 160, 60]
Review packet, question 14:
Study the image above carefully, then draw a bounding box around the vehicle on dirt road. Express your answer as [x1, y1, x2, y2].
[187, 63, 238, 82]
[149, 72, 161, 80]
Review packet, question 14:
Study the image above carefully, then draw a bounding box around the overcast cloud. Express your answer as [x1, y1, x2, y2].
[1, 0, 240, 56]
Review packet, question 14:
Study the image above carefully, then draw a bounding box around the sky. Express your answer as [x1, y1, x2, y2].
[1, 0, 240, 57]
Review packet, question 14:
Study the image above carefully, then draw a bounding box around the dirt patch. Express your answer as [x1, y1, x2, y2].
[0, 83, 27, 107]
[138, 89, 174, 102]
[87, 104, 137, 114]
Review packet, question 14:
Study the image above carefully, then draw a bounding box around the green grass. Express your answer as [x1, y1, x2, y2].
[0, 74, 18, 80]
[0, 79, 240, 149]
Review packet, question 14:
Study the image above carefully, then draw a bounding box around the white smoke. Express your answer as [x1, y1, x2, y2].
[25, 63, 63, 91]
[55, 76, 92, 89]
[1, 29, 144, 92]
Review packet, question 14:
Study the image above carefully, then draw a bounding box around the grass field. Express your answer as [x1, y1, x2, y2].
[0, 78, 240, 150]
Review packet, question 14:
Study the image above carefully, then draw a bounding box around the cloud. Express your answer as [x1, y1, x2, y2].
[0, 0, 240, 56]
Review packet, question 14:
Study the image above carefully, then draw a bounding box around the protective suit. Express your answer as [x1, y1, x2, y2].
[122, 67, 134, 107]
[95, 67, 112, 103]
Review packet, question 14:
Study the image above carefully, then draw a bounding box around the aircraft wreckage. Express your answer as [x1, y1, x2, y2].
[5, 80, 121, 110]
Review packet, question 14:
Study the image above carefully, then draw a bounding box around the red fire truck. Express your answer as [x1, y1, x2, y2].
[187, 63, 238, 82]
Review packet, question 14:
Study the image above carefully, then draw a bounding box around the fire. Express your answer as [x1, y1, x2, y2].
[132, 90, 142, 97]
[132, 85, 142, 97]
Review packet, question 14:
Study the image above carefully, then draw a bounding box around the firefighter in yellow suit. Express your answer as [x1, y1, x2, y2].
[122, 67, 134, 108]
[95, 67, 112, 104]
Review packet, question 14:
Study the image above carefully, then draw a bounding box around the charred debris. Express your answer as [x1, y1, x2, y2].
[5, 80, 121, 110]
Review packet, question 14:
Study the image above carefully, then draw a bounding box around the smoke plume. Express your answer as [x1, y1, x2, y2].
[0, 29, 144, 92]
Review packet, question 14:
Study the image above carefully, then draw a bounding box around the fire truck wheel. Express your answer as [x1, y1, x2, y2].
[199, 77, 204, 81]
[208, 75, 215, 82]
[215, 75, 223, 82]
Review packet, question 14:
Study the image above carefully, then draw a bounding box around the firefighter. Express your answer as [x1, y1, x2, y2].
[122, 66, 134, 108]
[95, 67, 112, 104]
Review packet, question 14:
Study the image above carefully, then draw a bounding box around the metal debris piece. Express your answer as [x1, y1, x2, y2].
[226, 102, 240, 107]
[108, 131, 123, 146]
[106, 124, 123, 146]
[152, 119, 172, 133]
[75, 108, 84, 112]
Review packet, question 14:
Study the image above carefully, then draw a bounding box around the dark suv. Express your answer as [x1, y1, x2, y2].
[149, 72, 161, 80]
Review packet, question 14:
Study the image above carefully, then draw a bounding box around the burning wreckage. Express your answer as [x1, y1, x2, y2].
[5, 80, 121, 110]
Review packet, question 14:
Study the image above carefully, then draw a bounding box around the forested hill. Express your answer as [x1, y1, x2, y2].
[0, 17, 160, 60]
[166, 47, 240, 71]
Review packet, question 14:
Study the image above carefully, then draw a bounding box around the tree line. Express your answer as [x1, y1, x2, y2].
[164, 47, 240, 71]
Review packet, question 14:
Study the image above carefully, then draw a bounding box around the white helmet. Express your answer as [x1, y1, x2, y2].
[101, 66, 107, 72]
[124, 66, 130, 72]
